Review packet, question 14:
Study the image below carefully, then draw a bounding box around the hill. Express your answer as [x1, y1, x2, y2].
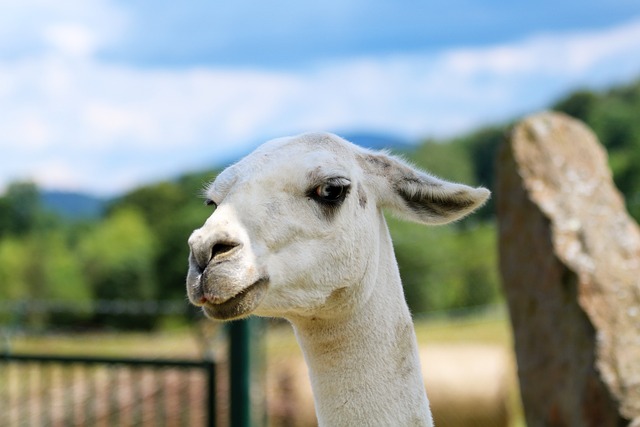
[40, 191, 106, 220]
[339, 132, 413, 151]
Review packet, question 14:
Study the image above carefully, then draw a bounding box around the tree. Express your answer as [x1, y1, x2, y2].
[0, 238, 29, 301]
[388, 217, 501, 314]
[0, 231, 91, 327]
[80, 207, 157, 328]
[411, 139, 475, 185]
[552, 89, 598, 123]
[0, 181, 43, 237]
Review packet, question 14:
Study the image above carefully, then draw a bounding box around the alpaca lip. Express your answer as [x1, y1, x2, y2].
[202, 277, 269, 320]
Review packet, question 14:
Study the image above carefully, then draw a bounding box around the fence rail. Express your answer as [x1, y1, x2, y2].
[0, 352, 217, 427]
[0, 300, 189, 316]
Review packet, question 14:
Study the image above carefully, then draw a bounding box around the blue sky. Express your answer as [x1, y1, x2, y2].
[2, 1, 640, 196]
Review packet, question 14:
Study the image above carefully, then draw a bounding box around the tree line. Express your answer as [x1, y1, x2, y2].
[1, 78, 638, 329]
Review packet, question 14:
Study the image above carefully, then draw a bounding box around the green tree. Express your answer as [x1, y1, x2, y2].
[411, 139, 475, 185]
[449, 223, 500, 308]
[0, 237, 29, 302]
[0, 237, 29, 324]
[388, 217, 501, 314]
[0, 232, 91, 327]
[552, 90, 598, 123]
[42, 232, 91, 301]
[0, 181, 43, 237]
[80, 207, 157, 328]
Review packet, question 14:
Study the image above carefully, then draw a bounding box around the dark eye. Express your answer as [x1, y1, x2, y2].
[205, 199, 217, 209]
[310, 178, 351, 204]
[315, 184, 345, 201]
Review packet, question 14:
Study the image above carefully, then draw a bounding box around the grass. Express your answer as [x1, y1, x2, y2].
[414, 310, 526, 427]
[8, 328, 204, 359]
[415, 312, 514, 346]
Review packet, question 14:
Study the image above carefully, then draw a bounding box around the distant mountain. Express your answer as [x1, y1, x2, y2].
[338, 132, 414, 151]
[40, 191, 107, 220]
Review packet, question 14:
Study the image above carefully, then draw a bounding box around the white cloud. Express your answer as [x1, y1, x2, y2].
[44, 23, 98, 57]
[1, 13, 640, 195]
[0, 0, 126, 58]
[442, 18, 640, 78]
[31, 159, 84, 192]
[18, 114, 52, 150]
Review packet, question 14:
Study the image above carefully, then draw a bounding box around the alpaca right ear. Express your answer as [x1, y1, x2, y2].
[361, 152, 490, 225]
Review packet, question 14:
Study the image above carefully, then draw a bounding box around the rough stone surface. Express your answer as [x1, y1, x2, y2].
[497, 111, 640, 427]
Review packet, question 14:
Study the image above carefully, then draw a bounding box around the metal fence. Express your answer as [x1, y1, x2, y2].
[0, 353, 217, 427]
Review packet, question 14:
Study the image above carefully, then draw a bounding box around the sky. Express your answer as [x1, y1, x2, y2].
[2, 1, 640, 196]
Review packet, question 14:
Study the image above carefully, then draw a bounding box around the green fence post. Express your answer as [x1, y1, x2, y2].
[228, 317, 266, 427]
[229, 319, 251, 427]
[205, 359, 217, 427]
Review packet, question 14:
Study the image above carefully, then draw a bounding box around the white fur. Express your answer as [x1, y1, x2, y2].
[187, 132, 490, 426]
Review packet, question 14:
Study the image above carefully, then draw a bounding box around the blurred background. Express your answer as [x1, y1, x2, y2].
[1, 1, 640, 426]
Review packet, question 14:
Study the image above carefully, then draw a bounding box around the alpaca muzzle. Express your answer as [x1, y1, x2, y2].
[186, 228, 268, 320]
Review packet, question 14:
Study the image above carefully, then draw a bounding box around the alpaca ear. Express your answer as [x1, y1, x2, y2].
[361, 152, 490, 225]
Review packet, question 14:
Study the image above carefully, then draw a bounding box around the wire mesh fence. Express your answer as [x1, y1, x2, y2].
[0, 353, 216, 427]
[0, 299, 222, 427]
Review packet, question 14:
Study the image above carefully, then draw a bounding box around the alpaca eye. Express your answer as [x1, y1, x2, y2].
[205, 199, 217, 209]
[311, 178, 351, 204]
[316, 184, 345, 201]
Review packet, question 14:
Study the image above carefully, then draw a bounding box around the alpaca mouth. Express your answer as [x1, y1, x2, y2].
[202, 278, 269, 320]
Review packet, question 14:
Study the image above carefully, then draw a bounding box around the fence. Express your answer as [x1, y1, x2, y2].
[0, 352, 217, 427]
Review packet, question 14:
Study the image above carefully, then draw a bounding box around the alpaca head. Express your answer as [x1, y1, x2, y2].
[187, 132, 489, 321]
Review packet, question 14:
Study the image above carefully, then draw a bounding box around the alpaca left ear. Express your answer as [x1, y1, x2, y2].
[361, 152, 490, 225]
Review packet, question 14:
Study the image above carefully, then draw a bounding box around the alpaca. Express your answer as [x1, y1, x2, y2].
[186, 132, 490, 426]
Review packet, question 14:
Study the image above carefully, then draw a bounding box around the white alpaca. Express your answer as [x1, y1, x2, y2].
[186, 132, 489, 426]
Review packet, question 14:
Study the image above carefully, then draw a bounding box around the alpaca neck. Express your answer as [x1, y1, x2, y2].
[290, 220, 433, 426]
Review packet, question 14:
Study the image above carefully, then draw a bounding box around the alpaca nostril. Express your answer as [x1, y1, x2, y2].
[189, 252, 206, 273]
[210, 241, 241, 263]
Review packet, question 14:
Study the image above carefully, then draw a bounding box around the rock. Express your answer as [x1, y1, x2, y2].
[497, 111, 640, 427]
